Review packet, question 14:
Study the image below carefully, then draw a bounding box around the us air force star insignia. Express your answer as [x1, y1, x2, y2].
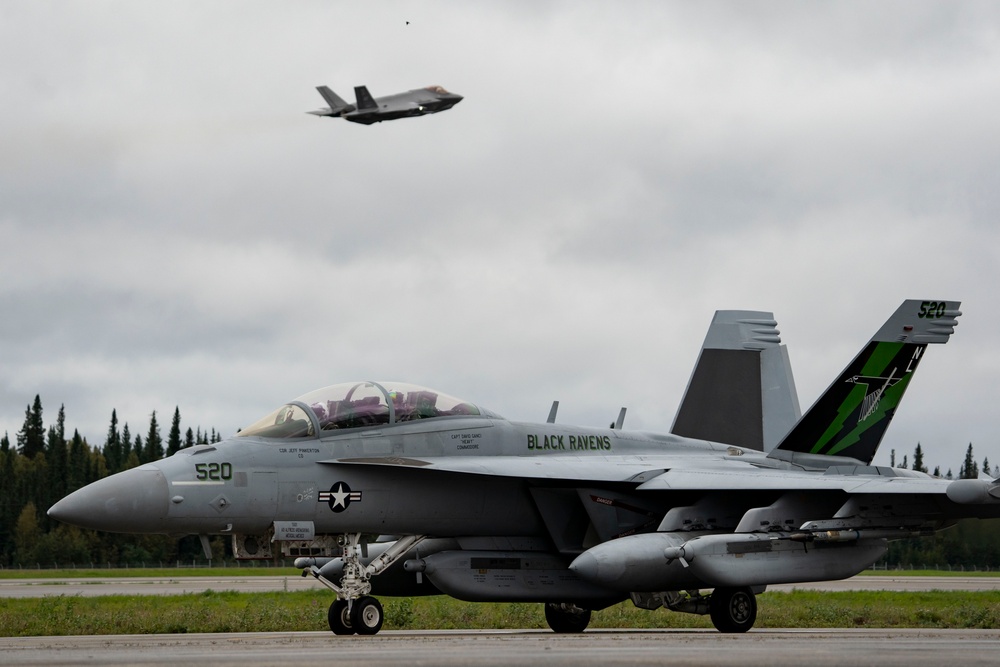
[319, 482, 362, 513]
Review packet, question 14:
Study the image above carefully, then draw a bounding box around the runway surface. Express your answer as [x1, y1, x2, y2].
[2, 629, 998, 667]
[2, 574, 999, 598]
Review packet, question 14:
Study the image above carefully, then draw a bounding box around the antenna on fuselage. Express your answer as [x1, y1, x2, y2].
[547, 401, 559, 424]
[614, 408, 626, 430]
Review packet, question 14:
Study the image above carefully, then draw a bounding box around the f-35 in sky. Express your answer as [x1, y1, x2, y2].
[307, 84, 462, 124]
[49, 300, 1000, 636]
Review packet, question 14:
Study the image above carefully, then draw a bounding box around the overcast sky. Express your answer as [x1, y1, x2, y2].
[2, 1, 999, 474]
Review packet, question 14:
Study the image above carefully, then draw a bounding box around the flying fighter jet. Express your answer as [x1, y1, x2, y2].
[307, 84, 462, 124]
[49, 299, 1000, 636]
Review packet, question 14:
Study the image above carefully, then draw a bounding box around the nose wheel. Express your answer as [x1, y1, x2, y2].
[351, 596, 384, 635]
[308, 534, 425, 636]
[328, 599, 354, 635]
[328, 596, 384, 635]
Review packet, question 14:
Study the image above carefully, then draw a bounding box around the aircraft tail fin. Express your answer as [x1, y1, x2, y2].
[314, 86, 353, 115]
[671, 311, 800, 452]
[354, 85, 378, 110]
[768, 300, 961, 466]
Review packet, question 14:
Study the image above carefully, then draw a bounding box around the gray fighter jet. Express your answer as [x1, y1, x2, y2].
[307, 84, 462, 124]
[49, 300, 1000, 636]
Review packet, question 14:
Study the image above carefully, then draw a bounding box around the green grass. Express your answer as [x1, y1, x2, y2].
[2, 590, 999, 637]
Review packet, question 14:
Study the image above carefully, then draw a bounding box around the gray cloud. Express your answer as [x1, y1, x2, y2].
[2, 1, 999, 474]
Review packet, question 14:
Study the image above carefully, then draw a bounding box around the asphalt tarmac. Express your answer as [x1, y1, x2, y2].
[2, 574, 999, 598]
[2, 629, 999, 667]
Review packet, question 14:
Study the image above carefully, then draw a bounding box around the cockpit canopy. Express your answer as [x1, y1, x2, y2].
[236, 381, 498, 439]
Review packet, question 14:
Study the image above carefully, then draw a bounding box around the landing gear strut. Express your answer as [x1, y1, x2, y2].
[308, 533, 425, 636]
[709, 586, 757, 633]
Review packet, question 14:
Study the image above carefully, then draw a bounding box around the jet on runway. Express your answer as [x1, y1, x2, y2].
[307, 85, 462, 124]
[50, 299, 1000, 636]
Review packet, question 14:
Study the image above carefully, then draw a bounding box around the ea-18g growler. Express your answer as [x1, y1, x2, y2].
[49, 299, 1000, 636]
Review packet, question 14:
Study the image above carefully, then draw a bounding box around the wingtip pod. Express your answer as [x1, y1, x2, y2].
[769, 299, 961, 466]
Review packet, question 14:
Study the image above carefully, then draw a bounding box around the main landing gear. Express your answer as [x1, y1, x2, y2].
[631, 586, 759, 633]
[306, 533, 425, 636]
[544, 603, 592, 633]
[709, 587, 757, 633]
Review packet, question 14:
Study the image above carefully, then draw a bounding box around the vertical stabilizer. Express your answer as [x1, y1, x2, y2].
[769, 300, 961, 466]
[354, 86, 378, 110]
[316, 86, 351, 113]
[671, 311, 800, 452]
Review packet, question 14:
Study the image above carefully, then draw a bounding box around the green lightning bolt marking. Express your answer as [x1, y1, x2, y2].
[808, 342, 905, 455]
[825, 372, 914, 456]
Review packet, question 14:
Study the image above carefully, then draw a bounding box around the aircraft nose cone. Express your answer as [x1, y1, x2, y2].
[48, 467, 169, 533]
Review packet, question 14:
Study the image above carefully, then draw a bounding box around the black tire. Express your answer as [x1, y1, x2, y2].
[709, 587, 757, 633]
[328, 599, 354, 635]
[544, 603, 592, 633]
[351, 596, 384, 636]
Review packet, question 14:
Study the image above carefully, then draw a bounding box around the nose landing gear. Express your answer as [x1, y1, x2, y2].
[308, 533, 424, 636]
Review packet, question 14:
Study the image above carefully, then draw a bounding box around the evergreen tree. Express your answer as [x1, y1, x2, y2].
[983, 457, 992, 478]
[0, 434, 14, 563]
[104, 409, 122, 474]
[121, 423, 132, 465]
[133, 433, 143, 464]
[961, 443, 979, 479]
[167, 408, 182, 456]
[890, 449, 896, 467]
[900, 455, 908, 470]
[142, 412, 163, 463]
[67, 430, 88, 493]
[17, 395, 45, 459]
[912, 443, 927, 474]
[933, 465, 941, 477]
[46, 405, 68, 507]
[184, 427, 195, 449]
[14, 502, 40, 565]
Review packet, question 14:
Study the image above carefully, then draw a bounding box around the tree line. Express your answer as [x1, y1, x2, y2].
[1, 395, 222, 566]
[1, 395, 999, 568]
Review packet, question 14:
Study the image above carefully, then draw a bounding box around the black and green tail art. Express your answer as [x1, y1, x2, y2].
[775, 341, 925, 463]
[772, 299, 961, 465]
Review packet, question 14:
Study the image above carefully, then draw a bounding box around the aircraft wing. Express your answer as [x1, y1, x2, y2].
[635, 467, 949, 494]
[321, 454, 672, 483]
[321, 454, 950, 494]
